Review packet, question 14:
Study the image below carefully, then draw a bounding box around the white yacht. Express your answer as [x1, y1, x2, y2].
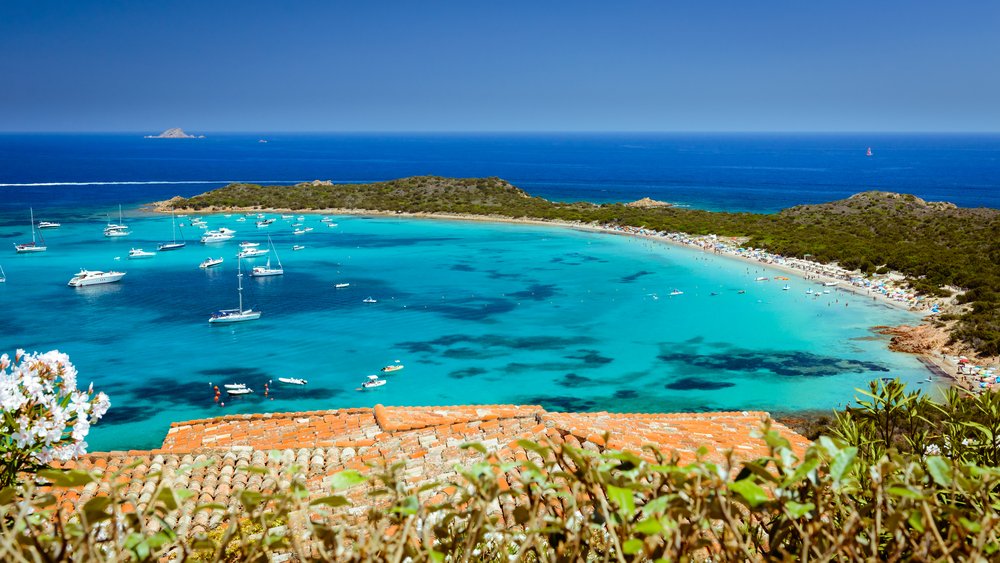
[237, 248, 268, 258]
[292, 245, 305, 251]
[37, 221, 60, 229]
[239, 241, 260, 249]
[201, 231, 235, 244]
[292, 228, 307, 235]
[226, 387, 253, 396]
[208, 259, 261, 323]
[250, 235, 283, 277]
[200, 257, 224, 269]
[15, 208, 47, 253]
[67, 269, 126, 287]
[158, 211, 186, 251]
[335, 283, 350, 289]
[320, 217, 333, 223]
[128, 248, 155, 259]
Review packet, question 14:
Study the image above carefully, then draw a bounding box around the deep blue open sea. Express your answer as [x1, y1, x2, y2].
[1, 133, 997, 451]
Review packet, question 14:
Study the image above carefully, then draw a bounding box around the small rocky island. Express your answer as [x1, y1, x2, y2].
[144, 128, 204, 139]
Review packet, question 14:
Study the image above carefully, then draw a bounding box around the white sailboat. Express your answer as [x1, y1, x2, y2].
[209, 258, 261, 323]
[104, 205, 130, 237]
[250, 235, 283, 277]
[158, 211, 186, 251]
[14, 208, 47, 253]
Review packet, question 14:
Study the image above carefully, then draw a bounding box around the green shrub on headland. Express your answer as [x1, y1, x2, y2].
[3, 380, 999, 561]
[171, 177, 1000, 356]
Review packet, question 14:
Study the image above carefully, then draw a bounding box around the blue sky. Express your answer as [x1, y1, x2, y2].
[1, 1, 997, 132]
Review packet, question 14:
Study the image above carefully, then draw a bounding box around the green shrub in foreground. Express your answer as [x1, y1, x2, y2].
[2, 381, 999, 561]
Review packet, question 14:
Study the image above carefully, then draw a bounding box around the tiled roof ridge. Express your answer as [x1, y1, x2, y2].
[373, 403, 545, 432]
[168, 407, 373, 429]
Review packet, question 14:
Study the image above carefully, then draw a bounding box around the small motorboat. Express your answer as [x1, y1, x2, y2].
[321, 217, 333, 223]
[227, 387, 253, 395]
[281, 215, 294, 219]
[236, 217, 247, 223]
[669, 289, 683, 296]
[363, 297, 377, 303]
[782, 285, 791, 291]
[297, 216, 305, 221]
[37, 221, 61, 229]
[200, 257, 224, 269]
[278, 377, 307, 385]
[806, 289, 814, 295]
[223, 383, 247, 390]
[381, 362, 404, 373]
[292, 245, 305, 251]
[239, 241, 260, 249]
[737, 290, 746, 294]
[328, 223, 338, 228]
[361, 375, 386, 389]
[128, 248, 155, 259]
[755, 277, 768, 282]
[303, 227, 314, 232]
[237, 248, 268, 258]
[293, 229, 307, 235]
[291, 223, 302, 227]
[710, 292, 719, 296]
[335, 283, 350, 288]
[823, 289, 832, 294]
[823, 281, 839, 287]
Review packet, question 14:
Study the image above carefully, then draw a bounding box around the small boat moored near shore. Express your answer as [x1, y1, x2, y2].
[381, 362, 404, 373]
[37, 221, 60, 229]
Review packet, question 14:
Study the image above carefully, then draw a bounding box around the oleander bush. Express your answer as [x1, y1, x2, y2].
[2, 380, 999, 561]
[173, 177, 1000, 355]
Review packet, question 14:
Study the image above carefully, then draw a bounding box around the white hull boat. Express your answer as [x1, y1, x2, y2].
[68, 269, 126, 287]
[363, 297, 377, 303]
[128, 248, 155, 259]
[200, 257, 224, 269]
[209, 258, 261, 323]
[239, 242, 260, 249]
[335, 283, 350, 288]
[227, 387, 253, 395]
[292, 245, 305, 251]
[361, 375, 386, 389]
[158, 211, 186, 251]
[37, 221, 60, 229]
[278, 377, 307, 385]
[201, 232, 234, 244]
[237, 248, 268, 258]
[250, 235, 283, 277]
[15, 208, 47, 253]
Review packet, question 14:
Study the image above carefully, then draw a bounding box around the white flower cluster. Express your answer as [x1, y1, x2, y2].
[0, 349, 110, 463]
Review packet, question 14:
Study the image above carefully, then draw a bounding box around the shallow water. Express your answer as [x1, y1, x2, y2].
[0, 212, 933, 451]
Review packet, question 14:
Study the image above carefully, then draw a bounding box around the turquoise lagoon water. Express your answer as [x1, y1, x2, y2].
[0, 212, 934, 451]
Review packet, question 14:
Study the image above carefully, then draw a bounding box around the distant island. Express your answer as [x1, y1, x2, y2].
[144, 128, 204, 139]
[155, 176, 1000, 359]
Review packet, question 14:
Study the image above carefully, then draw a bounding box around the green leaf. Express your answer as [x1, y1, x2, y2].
[429, 550, 445, 563]
[960, 517, 982, 532]
[783, 501, 814, 519]
[460, 442, 488, 454]
[907, 509, 925, 532]
[634, 517, 663, 535]
[728, 479, 769, 508]
[329, 470, 366, 490]
[606, 485, 635, 515]
[37, 469, 96, 488]
[623, 538, 644, 555]
[310, 495, 350, 508]
[156, 488, 179, 511]
[887, 486, 925, 500]
[829, 447, 857, 484]
[925, 456, 953, 487]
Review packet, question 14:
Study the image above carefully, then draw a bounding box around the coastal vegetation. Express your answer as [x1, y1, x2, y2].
[3, 380, 999, 560]
[171, 176, 1000, 356]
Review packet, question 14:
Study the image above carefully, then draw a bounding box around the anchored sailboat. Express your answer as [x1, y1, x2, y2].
[14, 208, 47, 253]
[104, 205, 130, 237]
[209, 258, 261, 323]
[250, 234, 283, 277]
[158, 211, 186, 251]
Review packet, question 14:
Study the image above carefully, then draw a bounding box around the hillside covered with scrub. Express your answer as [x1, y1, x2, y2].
[171, 176, 1000, 355]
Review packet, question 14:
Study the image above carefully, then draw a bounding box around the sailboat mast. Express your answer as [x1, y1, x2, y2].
[171, 211, 177, 242]
[237, 259, 244, 312]
[30, 208, 36, 243]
